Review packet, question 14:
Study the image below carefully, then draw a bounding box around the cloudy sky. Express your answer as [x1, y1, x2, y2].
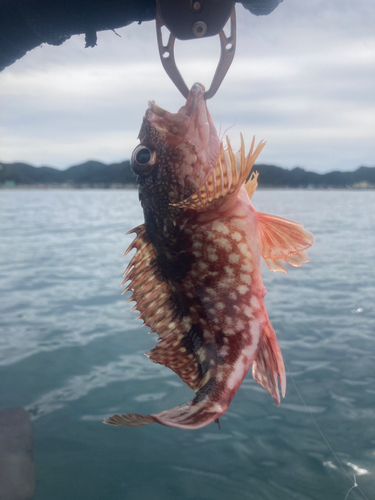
[0, 0, 374, 172]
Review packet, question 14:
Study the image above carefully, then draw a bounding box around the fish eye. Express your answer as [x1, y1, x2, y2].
[131, 145, 156, 176]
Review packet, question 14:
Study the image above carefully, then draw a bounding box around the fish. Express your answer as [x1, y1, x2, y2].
[104, 83, 314, 430]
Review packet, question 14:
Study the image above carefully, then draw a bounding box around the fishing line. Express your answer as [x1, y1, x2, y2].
[285, 362, 370, 500]
[218, 117, 237, 144]
[344, 476, 358, 500]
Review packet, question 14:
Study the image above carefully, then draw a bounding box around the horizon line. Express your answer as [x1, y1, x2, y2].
[1, 159, 375, 176]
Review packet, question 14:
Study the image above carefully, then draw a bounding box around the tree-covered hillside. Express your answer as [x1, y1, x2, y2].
[1, 160, 374, 188]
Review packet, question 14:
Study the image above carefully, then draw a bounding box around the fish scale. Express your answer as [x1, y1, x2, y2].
[104, 83, 314, 430]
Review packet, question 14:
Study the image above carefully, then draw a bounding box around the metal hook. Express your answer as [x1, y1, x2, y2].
[156, 4, 236, 100]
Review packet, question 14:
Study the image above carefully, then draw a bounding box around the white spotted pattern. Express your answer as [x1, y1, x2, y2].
[229, 253, 240, 264]
[238, 285, 249, 295]
[212, 221, 230, 234]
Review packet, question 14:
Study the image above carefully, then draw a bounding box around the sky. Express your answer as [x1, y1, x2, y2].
[0, 0, 374, 173]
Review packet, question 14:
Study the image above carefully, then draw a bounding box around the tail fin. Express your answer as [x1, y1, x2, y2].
[104, 413, 156, 427]
[252, 320, 286, 405]
[104, 383, 224, 430]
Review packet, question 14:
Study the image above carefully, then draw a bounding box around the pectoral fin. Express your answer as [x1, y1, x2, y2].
[256, 212, 315, 273]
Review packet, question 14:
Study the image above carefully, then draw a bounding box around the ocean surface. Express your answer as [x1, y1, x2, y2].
[0, 189, 374, 500]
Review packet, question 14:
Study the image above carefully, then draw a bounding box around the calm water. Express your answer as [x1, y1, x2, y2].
[0, 189, 374, 500]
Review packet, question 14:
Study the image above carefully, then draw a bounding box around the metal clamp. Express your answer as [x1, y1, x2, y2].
[156, 0, 236, 100]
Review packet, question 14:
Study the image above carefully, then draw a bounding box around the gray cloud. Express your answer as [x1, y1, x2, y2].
[0, 0, 374, 172]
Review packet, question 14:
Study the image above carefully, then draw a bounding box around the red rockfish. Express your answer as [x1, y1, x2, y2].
[104, 83, 314, 430]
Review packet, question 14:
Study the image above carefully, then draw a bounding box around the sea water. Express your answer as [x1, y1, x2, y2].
[0, 189, 374, 500]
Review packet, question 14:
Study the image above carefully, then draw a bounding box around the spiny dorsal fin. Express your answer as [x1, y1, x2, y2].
[245, 171, 259, 200]
[122, 225, 208, 392]
[256, 213, 315, 273]
[171, 135, 265, 212]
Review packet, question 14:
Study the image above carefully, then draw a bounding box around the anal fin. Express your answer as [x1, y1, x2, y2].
[252, 320, 286, 406]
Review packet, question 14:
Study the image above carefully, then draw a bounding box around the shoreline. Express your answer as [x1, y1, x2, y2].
[1, 183, 375, 190]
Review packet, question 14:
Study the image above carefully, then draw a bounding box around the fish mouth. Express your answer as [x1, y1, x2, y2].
[145, 83, 220, 188]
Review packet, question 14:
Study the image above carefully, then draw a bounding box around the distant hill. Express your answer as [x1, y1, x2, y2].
[0, 160, 135, 187]
[254, 164, 375, 188]
[1, 160, 374, 188]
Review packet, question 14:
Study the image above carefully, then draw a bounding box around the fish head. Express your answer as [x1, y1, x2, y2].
[131, 83, 220, 207]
